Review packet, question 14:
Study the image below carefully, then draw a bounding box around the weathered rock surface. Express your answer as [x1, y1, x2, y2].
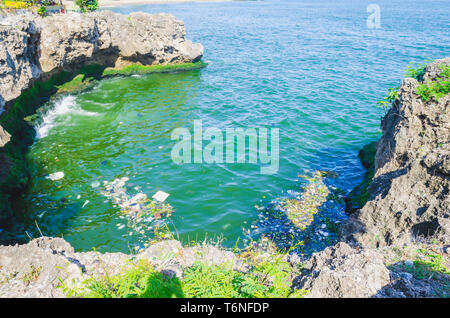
[0, 14, 40, 115]
[0, 10, 203, 132]
[293, 242, 390, 298]
[38, 11, 203, 74]
[343, 58, 450, 248]
[0, 237, 233, 298]
[376, 270, 449, 298]
[0, 125, 10, 147]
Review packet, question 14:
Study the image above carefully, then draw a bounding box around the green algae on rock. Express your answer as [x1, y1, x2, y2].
[345, 141, 376, 214]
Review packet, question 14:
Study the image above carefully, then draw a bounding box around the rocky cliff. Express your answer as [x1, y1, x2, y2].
[343, 58, 449, 248]
[0, 11, 203, 116]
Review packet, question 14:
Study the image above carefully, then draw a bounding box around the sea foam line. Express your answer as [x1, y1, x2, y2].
[35, 95, 98, 138]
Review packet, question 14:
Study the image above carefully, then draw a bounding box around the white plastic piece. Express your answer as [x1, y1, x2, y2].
[152, 190, 170, 202]
[46, 171, 64, 181]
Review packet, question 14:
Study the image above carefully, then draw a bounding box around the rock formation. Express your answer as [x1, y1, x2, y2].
[0, 11, 203, 117]
[293, 242, 390, 298]
[343, 58, 450, 248]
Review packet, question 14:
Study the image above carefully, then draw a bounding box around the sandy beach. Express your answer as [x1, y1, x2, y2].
[63, 0, 230, 10]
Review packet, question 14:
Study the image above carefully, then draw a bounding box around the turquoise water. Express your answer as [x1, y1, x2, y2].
[16, 0, 450, 252]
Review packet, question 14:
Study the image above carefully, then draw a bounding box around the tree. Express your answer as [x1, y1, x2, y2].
[75, 0, 98, 13]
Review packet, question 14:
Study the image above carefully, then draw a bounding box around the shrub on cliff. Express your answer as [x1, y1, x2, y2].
[416, 64, 450, 102]
[75, 0, 98, 12]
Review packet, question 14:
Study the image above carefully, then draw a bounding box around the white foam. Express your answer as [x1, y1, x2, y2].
[36, 96, 98, 138]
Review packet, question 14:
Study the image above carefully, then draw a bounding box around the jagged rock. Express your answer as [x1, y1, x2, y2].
[38, 11, 203, 74]
[0, 125, 10, 147]
[293, 242, 390, 298]
[375, 271, 448, 298]
[0, 16, 41, 116]
[343, 58, 450, 248]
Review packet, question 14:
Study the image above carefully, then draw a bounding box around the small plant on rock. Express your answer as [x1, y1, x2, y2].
[416, 64, 450, 102]
[377, 87, 399, 111]
[404, 59, 433, 81]
[21, 265, 42, 286]
[75, 0, 98, 13]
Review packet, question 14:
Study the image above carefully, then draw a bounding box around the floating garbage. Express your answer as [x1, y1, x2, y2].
[100, 177, 173, 223]
[91, 181, 101, 188]
[82, 200, 90, 208]
[246, 170, 347, 256]
[46, 171, 64, 181]
[152, 190, 170, 202]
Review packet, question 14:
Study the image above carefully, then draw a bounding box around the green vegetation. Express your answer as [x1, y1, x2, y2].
[0, 0, 55, 16]
[377, 87, 398, 111]
[102, 61, 208, 77]
[58, 243, 307, 298]
[21, 265, 42, 286]
[404, 59, 433, 81]
[400, 249, 450, 297]
[416, 64, 450, 102]
[379, 60, 450, 108]
[75, 0, 98, 12]
[405, 249, 450, 279]
[345, 142, 376, 213]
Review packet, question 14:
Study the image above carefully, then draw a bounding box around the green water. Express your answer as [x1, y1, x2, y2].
[13, 0, 450, 252]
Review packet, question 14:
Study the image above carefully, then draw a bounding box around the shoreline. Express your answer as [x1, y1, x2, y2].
[63, 0, 231, 9]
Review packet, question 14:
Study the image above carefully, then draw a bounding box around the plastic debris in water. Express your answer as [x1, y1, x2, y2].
[82, 200, 90, 208]
[91, 181, 101, 188]
[152, 190, 170, 202]
[46, 171, 64, 181]
[100, 178, 173, 224]
[101, 160, 108, 166]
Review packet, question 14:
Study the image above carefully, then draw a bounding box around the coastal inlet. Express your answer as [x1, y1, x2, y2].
[6, 0, 450, 252]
